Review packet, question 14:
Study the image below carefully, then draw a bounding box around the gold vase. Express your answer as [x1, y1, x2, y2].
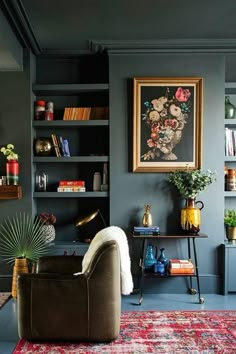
[12, 257, 28, 298]
[181, 198, 204, 234]
[226, 226, 236, 240]
[142, 204, 152, 227]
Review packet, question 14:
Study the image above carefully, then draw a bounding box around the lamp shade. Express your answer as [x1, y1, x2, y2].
[75, 209, 99, 227]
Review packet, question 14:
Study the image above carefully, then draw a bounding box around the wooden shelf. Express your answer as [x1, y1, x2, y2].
[32, 120, 109, 127]
[33, 191, 108, 198]
[0, 185, 22, 199]
[33, 156, 109, 163]
[224, 191, 236, 197]
[32, 83, 109, 95]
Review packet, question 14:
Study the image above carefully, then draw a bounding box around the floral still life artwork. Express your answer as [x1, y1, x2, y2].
[133, 77, 203, 172]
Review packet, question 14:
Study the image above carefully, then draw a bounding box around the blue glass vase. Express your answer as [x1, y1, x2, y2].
[157, 248, 168, 267]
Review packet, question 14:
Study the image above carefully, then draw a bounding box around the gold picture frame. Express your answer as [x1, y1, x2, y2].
[133, 77, 203, 172]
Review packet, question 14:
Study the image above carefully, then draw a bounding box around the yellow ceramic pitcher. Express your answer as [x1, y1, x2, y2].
[181, 198, 204, 234]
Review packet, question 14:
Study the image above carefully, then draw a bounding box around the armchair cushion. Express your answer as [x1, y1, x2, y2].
[81, 226, 133, 295]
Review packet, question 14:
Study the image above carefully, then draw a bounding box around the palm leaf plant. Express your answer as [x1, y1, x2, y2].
[0, 212, 50, 264]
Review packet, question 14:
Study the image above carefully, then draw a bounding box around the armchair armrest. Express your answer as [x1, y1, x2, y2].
[37, 255, 83, 274]
[17, 272, 88, 340]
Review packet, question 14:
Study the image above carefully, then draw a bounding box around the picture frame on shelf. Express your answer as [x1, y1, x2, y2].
[132, 77, 203, 172]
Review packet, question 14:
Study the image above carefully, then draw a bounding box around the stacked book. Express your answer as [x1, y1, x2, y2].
[57, 180, 86, 192]
[168, 259, 194, 275]
[133, 226, 160, 236]
[225, 127, 236, 156]
[63, 106, 109, 120]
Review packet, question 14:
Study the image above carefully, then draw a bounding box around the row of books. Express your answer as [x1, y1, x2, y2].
[63, 106, 109, 120]
[57, 180, 86, 192]
[133, 226, 160, 236]
[51, 134, 71, 157]
[225, 127, 236, 156]
[168, 259, 194, 275]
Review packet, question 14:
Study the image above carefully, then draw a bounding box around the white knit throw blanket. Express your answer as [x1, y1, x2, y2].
[80, 226, 133, 295]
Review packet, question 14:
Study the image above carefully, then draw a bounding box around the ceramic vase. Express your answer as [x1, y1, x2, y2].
[225, 96, 236, 119]
[12, 257, 28, 298]
[6, 160, 19, 185]
[42, 224, 56, 243]
[181, 198, 204, 234]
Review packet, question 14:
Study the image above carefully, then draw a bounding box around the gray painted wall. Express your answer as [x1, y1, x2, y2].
[0, 50, 33, 290]
[109, 53, 225, 293]
[0, 9, 23, 71]
[0, 49, 227, 293]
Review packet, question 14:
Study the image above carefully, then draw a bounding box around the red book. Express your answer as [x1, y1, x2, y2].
[59, 180, 85, 187]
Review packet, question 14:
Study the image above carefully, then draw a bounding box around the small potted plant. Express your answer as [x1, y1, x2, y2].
[0, 144, 18, 161]
[0, 144, 19, 185]
[168, 169, 216, 199]
[0, 212, 50, 298]
[224, 209, 236, 240]
[38, 212, 56, 243]
[168, 168, 216, 233]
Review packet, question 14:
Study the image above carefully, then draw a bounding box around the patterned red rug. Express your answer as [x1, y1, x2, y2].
[0, 292, 11, 309]
[13, 310, 236, 354]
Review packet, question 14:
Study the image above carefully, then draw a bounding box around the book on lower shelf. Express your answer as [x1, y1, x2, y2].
[169, 259, 194, 268]
[169, 268, 194, 275]
[133, 225, 160, 235]
[168, 259, 194, 274]
[133, 231, 160, 236]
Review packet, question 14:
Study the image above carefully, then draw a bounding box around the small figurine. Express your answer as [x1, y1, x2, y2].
[142, 204, 153, 227]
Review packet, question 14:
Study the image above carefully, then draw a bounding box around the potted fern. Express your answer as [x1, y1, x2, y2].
[0, 213, 51, 298]
[224, 209, 236, 240]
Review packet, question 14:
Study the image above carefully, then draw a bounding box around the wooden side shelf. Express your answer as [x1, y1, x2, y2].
[0, 185, 22, 200]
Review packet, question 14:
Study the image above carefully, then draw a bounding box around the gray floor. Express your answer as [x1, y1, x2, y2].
[0, 293, 236, 354]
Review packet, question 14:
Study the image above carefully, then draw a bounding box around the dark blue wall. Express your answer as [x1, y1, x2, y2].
[0, 49, 226, 293]
[109, 53, 225, 293]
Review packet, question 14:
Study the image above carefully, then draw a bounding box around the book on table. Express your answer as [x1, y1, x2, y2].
[133, 225, 160, 236]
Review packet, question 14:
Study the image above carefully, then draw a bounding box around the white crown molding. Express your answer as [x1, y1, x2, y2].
[89, 39, 236, 54]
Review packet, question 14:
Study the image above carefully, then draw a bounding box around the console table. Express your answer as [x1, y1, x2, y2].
[133, 232, 208, 305]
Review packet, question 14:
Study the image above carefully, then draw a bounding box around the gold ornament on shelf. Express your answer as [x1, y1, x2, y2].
[142, 204, 153, 227]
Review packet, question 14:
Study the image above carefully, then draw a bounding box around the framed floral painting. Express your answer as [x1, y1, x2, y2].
[133, 77, 203, 172]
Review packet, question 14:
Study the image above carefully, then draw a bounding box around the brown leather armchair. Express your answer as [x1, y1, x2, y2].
[17, 240, 121, 342]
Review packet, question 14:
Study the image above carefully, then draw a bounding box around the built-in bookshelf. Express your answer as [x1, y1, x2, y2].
[224, 83, 236, 229]
[32, 55, 109, 243]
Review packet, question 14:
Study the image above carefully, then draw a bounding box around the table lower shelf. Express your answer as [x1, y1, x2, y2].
[143, 272, 196, 278]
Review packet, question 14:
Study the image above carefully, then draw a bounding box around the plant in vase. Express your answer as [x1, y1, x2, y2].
[168, 168, 216, 233]
[224, 209, 236, 240]
[0, 212, 50, 298]
[38, 212, 56, 243]
[0, 143, 19, 185]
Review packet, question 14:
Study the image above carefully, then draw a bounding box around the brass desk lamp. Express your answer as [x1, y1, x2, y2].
[75, 209, 106, 242]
